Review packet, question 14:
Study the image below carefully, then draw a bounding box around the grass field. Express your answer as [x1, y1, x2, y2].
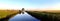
[26, 10, 60, 21]
[0, 10, 20, 19]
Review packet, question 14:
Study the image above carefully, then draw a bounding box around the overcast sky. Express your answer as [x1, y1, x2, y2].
[0, 0, 60, 10]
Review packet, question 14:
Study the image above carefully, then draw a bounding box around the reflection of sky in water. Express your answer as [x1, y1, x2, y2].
[9, 12, 40, 21]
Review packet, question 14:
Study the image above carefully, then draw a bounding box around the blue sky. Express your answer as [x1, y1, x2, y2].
[0, 0, 60, 10]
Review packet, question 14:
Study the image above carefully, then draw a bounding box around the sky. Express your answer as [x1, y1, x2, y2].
[0, 0, 60, 10]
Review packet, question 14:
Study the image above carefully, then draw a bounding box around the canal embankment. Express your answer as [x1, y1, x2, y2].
[0, 10, 21, 21]
[26, 11, 60, 21]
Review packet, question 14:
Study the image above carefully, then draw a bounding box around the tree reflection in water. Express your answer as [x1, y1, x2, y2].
[9, 12, 40, 21]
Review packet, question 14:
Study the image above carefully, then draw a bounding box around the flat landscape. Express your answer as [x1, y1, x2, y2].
[26, 10, 60, 21]
[0, 10, 20, 19]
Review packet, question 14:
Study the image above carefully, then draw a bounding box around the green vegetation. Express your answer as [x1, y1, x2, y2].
[0, 10, 20, 19]
[26, 11, 60, 21]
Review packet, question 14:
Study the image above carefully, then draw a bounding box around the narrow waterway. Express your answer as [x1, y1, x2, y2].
[9, 12, 40, 21]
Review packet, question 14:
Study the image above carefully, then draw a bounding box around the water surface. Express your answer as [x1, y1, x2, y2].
[9, 12, 40, 21]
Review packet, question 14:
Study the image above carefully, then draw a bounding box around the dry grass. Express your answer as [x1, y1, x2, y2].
[29, 10, 60, 13]
[0, 10, 20, 19]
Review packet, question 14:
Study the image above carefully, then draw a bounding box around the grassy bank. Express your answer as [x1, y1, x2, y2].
[26, 11, 60, 21]
[0, 10, 21, 19]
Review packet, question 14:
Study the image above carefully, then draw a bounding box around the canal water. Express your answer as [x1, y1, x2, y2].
[9, 12, 40, 21]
